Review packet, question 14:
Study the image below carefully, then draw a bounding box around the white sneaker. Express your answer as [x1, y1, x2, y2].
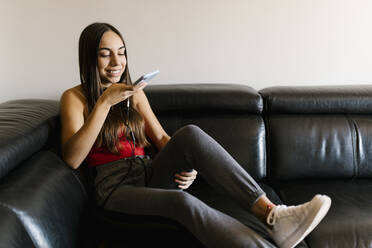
[266, 194, 331, 248]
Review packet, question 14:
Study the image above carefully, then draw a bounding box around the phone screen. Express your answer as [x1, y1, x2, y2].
[133, 70, 160, 85]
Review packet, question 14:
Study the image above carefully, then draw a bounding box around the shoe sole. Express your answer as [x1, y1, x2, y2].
[281, 194, 332, 248]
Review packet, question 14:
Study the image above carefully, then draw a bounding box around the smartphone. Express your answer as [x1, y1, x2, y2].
[133, 70, 160, 85]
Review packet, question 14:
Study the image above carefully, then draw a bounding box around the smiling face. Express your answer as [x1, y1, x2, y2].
[97, 30, 127, 87]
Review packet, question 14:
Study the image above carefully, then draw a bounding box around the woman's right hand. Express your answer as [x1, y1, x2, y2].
[100, 82, 148, 107]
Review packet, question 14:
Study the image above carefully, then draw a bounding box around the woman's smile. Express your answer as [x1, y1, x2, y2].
[106, 69, 122, 77]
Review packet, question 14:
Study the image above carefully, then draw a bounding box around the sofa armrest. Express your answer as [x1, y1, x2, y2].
[0, 150, 87, 248]
[0, 205, 35, 248]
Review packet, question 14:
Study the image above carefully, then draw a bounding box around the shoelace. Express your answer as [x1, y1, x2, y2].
[267, 205, 297, 226]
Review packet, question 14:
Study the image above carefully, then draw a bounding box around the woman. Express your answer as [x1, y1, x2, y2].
[60, 22, 331, 248]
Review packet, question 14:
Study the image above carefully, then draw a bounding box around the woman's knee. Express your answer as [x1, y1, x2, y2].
[173, 124, 206, 142]
[169, 125, 215, 156]
[167, 190, 196, 210]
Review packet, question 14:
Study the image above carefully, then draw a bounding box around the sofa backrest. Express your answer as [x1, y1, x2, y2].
[260, 85, 372, 181]
[145, 84, 267, 181]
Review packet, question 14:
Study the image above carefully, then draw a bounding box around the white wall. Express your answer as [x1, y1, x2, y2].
[1, 0, 372, 102]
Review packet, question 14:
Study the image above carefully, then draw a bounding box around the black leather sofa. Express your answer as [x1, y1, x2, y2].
[1, 84, 371, 248]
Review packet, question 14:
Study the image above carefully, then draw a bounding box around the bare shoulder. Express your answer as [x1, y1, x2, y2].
[63, 85, 86, 102]
[60, 85, 87, 115]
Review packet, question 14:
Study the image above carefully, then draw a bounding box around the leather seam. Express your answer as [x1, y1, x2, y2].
[264, 114, 271, 182]
[260, 116, 267, 180]
[350, 117, 361, 178]
[346, 115, 358, 179]
[260, 92, 270, 181]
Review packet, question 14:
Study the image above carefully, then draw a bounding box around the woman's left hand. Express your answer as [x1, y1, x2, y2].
[174, 170, 198, 189]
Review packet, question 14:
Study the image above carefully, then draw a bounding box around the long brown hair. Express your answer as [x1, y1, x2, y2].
[79, 22, 150, 154]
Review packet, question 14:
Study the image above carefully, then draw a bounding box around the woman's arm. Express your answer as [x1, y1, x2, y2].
[133, 90, 170, 151]
[60, 89, 111, 169]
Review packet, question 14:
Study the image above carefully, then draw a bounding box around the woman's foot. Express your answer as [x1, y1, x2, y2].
[266, 194, 331, 248]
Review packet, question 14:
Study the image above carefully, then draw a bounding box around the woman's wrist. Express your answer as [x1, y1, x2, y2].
[97, 95, 111, 111]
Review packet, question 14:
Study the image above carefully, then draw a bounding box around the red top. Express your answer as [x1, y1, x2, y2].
[85, 131, 145, 167]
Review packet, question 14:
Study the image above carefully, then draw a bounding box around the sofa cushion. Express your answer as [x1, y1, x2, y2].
[266, 114, 355, 180]
[260, 86, 372, 180]
[145, 84, 263, 114]
[0, 99, 59, 179]
[275, 179, 372, 248]
[260, 85, 372, 114]
[264, 113, 372, 180]
[0, 150, 87, 248]
[145, 84, 266, 180]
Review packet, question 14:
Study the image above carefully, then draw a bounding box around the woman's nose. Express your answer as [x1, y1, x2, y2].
[110, 54, 120, 65]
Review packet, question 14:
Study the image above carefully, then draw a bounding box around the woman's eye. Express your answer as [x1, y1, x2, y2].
[99, 54, 110, 57]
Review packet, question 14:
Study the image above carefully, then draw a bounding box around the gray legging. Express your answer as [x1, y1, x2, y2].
[94, 124, 269, 247]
